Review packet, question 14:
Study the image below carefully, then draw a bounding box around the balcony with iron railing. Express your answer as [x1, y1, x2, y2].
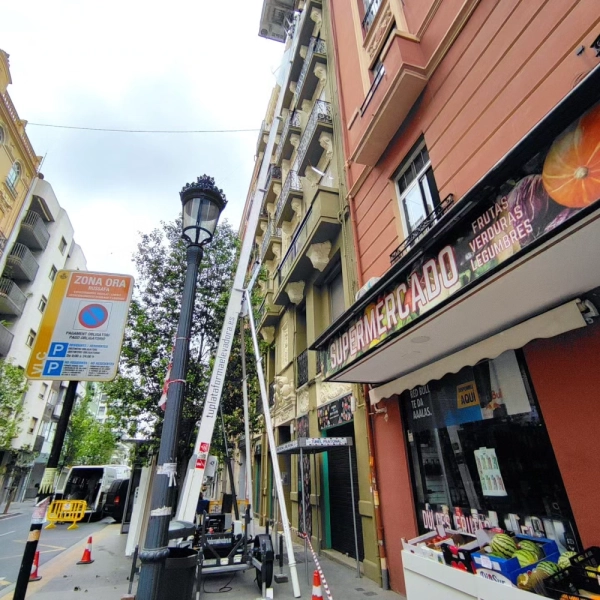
[257, 291, 284, 330]
[260, 219, 282, 262]
[5, 243, 39, 281]
[17, 210, 50, 251]
[295, 37, 327, 106]
[0, 322, 14, 357]
[275, 188, 341, 306]
[296, 349, 309, 388]
[262, 165, 282, 210]
[256, 120, 269, 155]
[390, 194, 455, 265]
[0, 232, 7, 260]
[275, 171, 304, 227]
[0, 277, 27, 316]
[296, 100, 333, 177]
[275, 111, 302, 166]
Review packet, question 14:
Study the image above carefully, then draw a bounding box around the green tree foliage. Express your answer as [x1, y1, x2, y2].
[0, 360, 28, 450]
[61, 391, 117, 466]
[104, 219, 260, 472]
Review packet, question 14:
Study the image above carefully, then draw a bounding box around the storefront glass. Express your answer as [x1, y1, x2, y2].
[401, 350, 579, 553]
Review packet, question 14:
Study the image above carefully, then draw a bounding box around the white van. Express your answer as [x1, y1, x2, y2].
[59, 465, 131, 520]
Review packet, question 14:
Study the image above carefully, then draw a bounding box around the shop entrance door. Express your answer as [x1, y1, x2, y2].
[326, 423, 364, 560]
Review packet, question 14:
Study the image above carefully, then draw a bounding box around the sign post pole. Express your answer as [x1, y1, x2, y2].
[14, 270, 134, 600]
[13, 380, 79, 600]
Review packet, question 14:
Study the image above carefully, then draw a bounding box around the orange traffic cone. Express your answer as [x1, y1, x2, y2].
[29, 551, 42, 581]
[312, 570, 323, 600]
[77, 536, 94, 565]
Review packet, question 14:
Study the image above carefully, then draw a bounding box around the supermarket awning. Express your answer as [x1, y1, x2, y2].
[368, 299, 587, 404]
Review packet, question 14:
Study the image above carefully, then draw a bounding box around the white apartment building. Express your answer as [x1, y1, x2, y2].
[0, 174, 87, 500]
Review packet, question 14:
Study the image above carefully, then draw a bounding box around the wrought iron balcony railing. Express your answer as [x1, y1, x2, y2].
[296, 349, 309, 388]
[275, 111, 302, 165]
[279, 204, 315, 280]
[296, 100, 332, 174]
[260, 219, 282, 259]
[390, 194, 455, 265]
[295, 37, 327, 103]
[362, 0, 383, 32]
[264, 165, 282, 195]
[275, 171, 303, 225]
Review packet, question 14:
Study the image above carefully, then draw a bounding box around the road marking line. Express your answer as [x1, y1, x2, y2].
[0, 579, 9, 587]
[0, 532, 15, 537]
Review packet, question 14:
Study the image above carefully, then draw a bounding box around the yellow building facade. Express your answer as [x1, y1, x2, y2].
[0, 50, 42, 248]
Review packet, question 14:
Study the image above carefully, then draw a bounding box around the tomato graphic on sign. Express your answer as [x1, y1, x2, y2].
[200, 442, 210, 453]
[196, 459, 206, 469]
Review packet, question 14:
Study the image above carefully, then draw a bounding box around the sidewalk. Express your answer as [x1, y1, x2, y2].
[1, 522, 404, 600]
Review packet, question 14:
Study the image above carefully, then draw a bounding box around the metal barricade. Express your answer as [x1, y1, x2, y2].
[45, 500, 88, 530]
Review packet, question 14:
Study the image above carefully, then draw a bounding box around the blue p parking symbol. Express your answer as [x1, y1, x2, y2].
[49, 342, 69, 357]
[43, 360, 64, 377]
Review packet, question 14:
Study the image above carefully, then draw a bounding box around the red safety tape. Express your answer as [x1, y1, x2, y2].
[294, 527, 334, 600]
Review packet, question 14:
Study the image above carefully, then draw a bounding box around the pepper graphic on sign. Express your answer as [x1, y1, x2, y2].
[73, 301, 113, 331]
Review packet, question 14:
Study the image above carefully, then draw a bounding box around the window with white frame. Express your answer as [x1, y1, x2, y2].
[49, 265, 57, 281]
[26, 329, 36, 348]
[38, 383, 49, 400]
[6, 162, 21, 192]
[28, 416, 38, 435]
[38, 295, 48, 313]
[59, 237, 68, 254]
[394, 144, 441, 237]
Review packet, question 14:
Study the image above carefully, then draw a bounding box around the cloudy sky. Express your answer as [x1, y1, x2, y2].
[2, 0, 283, 275]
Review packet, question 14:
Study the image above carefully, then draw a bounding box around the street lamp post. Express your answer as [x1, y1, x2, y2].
[137, 175, 227, 600]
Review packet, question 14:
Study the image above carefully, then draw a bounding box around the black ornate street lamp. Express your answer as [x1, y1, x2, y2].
[137, 175, 226, 600]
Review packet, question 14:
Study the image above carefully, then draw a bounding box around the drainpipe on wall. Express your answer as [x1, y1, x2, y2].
[364, 384, 389, 590]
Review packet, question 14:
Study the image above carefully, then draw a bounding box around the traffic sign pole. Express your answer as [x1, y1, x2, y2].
[13, 380, 79, 600]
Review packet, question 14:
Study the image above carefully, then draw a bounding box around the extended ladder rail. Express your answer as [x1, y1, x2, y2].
[176, 39, 301, 598]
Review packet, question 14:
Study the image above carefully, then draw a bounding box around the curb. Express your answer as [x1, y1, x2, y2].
[0, 523, 119, 599]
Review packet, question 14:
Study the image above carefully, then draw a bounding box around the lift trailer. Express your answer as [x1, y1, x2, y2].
[174, 32, 302, 598]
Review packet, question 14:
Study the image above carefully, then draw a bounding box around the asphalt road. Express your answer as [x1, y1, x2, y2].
[0, 500, 114, 591]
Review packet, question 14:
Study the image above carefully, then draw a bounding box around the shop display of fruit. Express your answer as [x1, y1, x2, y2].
[490, 533, 518, 558]
[519, 539, 544, 559]
[512, 549, 539, 568]
[584, 565, 600, 579]
[559, 593, 600, 600]
[542, 102, 600, 209]
[536, 561, 560, 576]
[558, 551, 578, 569]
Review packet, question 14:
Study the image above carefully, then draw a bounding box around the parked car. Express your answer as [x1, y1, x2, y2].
[103, 478, 130, 523]
[58, 465, 131, 521]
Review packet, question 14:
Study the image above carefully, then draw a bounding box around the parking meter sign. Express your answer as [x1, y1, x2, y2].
[26, 271, 134, 381]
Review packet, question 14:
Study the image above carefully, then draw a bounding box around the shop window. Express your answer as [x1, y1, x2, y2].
[401, 350, 579, 552]
[38, 295, 47, 313]
[49, 265, 57, 281]
[328, 268, 345, 323]
[394, 143, 441, 237]
[26, 329, 36, 348]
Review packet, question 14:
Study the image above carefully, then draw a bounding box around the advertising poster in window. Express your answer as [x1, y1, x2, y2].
[317, 394, 354, 430]
[402, 351, 579, 553]
[323, 100, 600, 378]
